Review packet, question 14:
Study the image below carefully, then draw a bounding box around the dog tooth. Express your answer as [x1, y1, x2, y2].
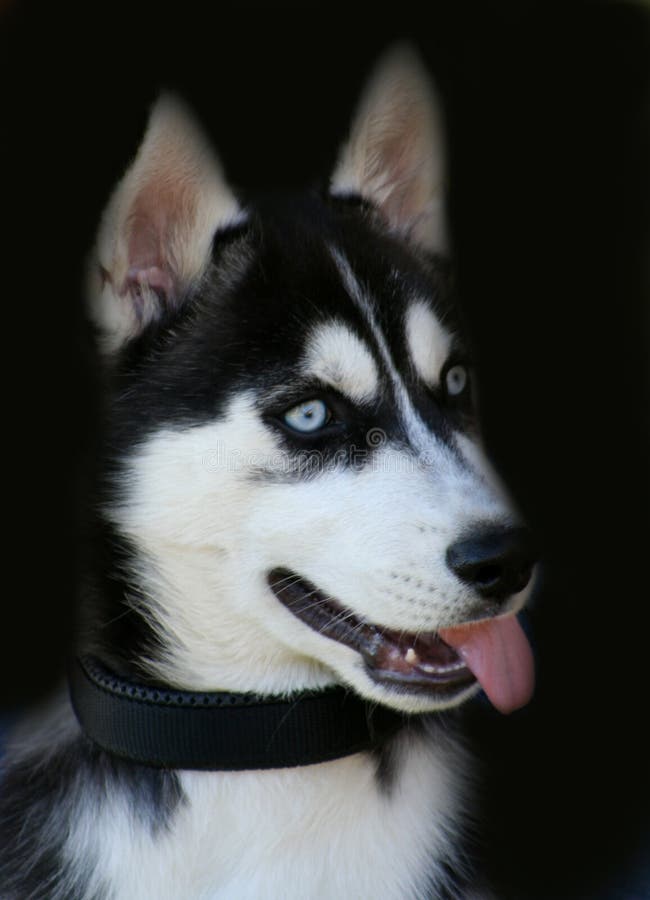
[420, 660, 465, 674]
[404, 647, 419, 665]
[419, 662, 437, 673]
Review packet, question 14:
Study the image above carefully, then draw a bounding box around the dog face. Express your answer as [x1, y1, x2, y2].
[89, 48, 535, 714]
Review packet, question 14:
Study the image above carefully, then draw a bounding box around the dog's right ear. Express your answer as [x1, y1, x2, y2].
[88, 95, 241, 353]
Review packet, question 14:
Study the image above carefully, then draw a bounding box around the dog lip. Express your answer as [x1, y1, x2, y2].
[267, 568, 476, 696]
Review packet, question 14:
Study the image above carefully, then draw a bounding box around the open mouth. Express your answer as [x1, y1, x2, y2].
[268, 568, 476, 699]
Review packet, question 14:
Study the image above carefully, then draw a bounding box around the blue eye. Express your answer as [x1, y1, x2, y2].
[445, 364, 468, 397]
[283, 399, 331, 433]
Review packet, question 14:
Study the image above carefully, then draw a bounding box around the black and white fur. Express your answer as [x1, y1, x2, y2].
[0, 48, 531, 899]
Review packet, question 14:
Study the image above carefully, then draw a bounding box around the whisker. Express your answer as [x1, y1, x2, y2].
[270, 574, 304, 594]
[314, 601, 360, 637]
[282, 587, 327, 614]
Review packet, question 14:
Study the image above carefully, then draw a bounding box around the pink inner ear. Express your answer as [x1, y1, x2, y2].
[375, 129, 425, 228]
[121, 205, 176, 306]
[124, 265, 175, 304]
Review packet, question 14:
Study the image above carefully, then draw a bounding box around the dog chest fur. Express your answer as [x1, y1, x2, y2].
[87, 727, 464, 899]
[0, 700, 468, 900]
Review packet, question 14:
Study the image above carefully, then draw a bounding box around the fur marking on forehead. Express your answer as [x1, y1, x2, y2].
[302, 321, 380, 404]
[330, 245, 438, 456]
[405, 300, 452, 387]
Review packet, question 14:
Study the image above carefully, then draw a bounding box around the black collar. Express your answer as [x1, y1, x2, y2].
[69, 655, 410, 771]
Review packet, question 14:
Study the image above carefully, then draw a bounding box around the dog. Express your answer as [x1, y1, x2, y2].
[0, 46, 536, 899]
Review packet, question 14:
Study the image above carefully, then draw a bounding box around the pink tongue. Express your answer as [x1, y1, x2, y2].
[438, 615, 535, 714]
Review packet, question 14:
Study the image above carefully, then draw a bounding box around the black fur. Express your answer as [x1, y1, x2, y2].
[0, 731, 183, 899]
[0, 190, 479, 896]
[104, 192, 464, 451]
[372, 713, 481, 900]
[78, 519, 168, 682]
[78, 190, 475, 683]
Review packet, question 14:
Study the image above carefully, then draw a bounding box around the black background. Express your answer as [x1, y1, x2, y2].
[1, 2, 648, 898]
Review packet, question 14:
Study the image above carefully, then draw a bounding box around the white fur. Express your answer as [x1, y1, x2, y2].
[4, 700, 110, 900]
[301, 320, 379, 403]
[332, 246, 452, 459]
[8, 691, 472, 899]
[406, 300, 452, 386]
[107, 366, 521, 715]
[80, 730, 467, 900]
[86, 151, 522, 899]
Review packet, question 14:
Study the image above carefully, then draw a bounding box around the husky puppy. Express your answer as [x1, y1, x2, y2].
[0, 48, 536, 899]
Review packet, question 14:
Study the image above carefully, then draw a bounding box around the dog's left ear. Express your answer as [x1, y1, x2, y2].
[88, 95, 241, 353]
[331, 45, 448, 253]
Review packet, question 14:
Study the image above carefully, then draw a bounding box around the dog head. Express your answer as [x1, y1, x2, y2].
[87, 47, 536, 714]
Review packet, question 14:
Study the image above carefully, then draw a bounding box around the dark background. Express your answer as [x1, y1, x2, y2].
[1, 2, 648, 898]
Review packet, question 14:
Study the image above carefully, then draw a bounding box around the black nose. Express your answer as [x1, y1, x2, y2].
[446, 525, 536, 601]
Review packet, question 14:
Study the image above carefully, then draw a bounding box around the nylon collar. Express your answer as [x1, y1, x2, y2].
[69, 655, 409, 770]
